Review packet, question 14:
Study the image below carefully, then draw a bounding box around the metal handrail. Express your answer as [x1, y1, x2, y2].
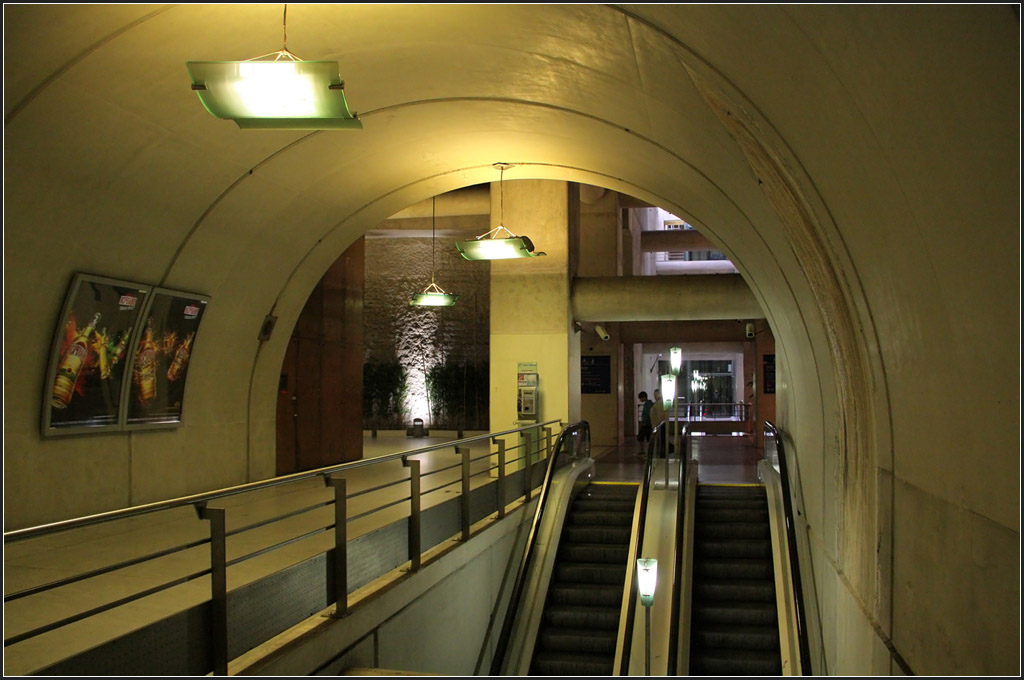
[3, 419, 561, 670]
[764, 420, 812, 675]
[666, 423, 691, 673]
[489, 421, 588, 676]
[3, 419, 561, 544]
[616, 418, 664, 675]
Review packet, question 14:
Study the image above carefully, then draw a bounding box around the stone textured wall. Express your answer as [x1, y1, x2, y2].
[364, 235, 490, 428]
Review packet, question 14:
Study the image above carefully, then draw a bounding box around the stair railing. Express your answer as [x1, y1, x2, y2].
[666, 422, 692, 673]
[615, 418, 664, 675]
[764, 421, 812, 674]
[488, 421, 590, 676]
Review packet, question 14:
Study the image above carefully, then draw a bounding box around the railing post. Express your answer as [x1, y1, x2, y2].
[325, 475, 348, 617]
[494, 438, 507, 519]
[542, 426, 553, 461]
[457, 446, 471, 541]
[197, 504, 228, 676]
[523, 431, 534, 503]
[403, 457, 422, 571]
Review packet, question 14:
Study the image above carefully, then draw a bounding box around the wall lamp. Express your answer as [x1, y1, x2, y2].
[455, 163, 545, 261]
[186, 6, 361, 130]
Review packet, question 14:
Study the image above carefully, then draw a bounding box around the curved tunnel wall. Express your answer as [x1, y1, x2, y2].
[2, 5, 1018, 676]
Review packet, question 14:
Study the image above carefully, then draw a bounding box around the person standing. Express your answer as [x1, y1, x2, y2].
[637, 391, 654, 455]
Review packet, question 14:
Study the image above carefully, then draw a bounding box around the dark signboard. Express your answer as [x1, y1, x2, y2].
[581, 355, 611, 394]
[763, 353, 776, 395]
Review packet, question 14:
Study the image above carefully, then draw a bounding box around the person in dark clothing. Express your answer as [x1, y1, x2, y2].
[637, 391, 654, 455]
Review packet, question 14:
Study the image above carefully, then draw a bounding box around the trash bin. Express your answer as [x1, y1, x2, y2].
[411, 418, 425, 437]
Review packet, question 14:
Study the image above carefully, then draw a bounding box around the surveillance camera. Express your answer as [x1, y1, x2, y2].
[595, 325, 610, 342]
[745, 322, 755, 339]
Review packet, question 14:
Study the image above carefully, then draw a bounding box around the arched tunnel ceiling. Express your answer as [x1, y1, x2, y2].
[4, 2, 796, 307]
[4, 6, 1018, 501]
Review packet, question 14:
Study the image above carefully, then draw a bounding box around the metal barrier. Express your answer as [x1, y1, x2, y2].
[3, 419, 562, 676]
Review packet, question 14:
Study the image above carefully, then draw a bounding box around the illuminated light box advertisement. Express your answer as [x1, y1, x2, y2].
[125, 288, 209, 428]
[42, 274, 152, 436]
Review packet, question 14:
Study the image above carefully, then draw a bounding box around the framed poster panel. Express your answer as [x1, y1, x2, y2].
[123, 287, 210, 430]
[42, 273, 151, 437]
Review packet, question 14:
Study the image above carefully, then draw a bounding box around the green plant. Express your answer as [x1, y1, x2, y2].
[363, 361, 407, 429]
[425, 360, 489, 430]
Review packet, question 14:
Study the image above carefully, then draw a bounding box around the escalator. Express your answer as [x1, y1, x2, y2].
[529, 482, 638, 676]
[688, 484, 782, 675]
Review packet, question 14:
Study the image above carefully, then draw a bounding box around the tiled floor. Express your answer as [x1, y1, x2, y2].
[2, 430, 762, 675]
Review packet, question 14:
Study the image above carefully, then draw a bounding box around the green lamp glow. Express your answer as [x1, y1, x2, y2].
[187, 59, 361, 129]
[410, 196, 459, 306]
[410, 280, 459, 307]
[456, 162, 544, 260]
[186, 7, 360, 130]
[455, 225, 546, 260]
[637, 557, 658, 607]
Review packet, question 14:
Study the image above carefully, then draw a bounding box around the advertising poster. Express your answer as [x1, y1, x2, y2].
[43, 274, 150, 434]
[125, 289, 209, 427]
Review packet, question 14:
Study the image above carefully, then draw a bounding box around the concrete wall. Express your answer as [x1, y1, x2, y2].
[2, 6, 1017, 676]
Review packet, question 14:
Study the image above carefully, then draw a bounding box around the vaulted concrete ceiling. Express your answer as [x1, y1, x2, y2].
[4, 4, 1018, 550]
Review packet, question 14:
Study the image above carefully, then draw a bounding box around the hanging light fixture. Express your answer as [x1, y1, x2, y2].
[186, 5, 361, 130]
[410, 196, 459, 307]
[455, 163, 546, 260]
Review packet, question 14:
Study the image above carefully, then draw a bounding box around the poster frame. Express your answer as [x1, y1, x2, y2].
[41, 273, 153, 438]
[121, 286, 211, 432]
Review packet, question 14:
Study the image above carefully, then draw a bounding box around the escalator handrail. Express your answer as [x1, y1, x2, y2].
[616, 418, 664, 675]
[489, 420, 589, 676]
[666, 423, 691, 673]
[765, 420, 813, 674]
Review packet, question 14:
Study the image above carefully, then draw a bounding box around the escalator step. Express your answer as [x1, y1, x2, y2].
[559, 542, 629, 564]
[531, 651, 614, 676]
[692, 624, 780, 650]
[572, 498, 636, 514]
[537, 627, 617, 654]
[698, 485, 766, 496]
[555, 561, 627, 585]
[548, 583, 623, 607]
[696, 521, 771, 540]
[697, 506, 769, 521]
[693, 578, 776, 602]
[563, 525, 632, 545]
[695, 557, 774, 580]
[694, 538, 772, 559]
[692, 600, 778, 626]
[689, 647, 782, 675]
[567, 510, 633, 527]
[543, 605, 621, 630]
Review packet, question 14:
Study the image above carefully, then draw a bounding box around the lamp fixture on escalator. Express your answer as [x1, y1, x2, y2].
[670, 346, 682, 375]
[455, 163, 546, 260]
[186, 5, 361, 130]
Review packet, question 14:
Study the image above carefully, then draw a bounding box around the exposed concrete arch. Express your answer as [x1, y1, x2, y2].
[3, 5, 1017, 676]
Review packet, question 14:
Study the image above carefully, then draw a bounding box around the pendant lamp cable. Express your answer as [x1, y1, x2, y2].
[251, 4, 300, 61]
[431, 195, 437, 284]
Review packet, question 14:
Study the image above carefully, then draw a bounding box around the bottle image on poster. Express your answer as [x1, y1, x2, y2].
[126, 291, 208, 425]
[46, 278, 148, 430]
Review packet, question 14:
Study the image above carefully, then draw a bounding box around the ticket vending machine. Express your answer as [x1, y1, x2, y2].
[516, 364, 540, 468]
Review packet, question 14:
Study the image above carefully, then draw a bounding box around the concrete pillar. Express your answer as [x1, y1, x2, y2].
[489, 180, 580, 439]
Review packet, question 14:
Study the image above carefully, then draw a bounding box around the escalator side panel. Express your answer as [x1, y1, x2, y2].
[500, 459, 595, 676]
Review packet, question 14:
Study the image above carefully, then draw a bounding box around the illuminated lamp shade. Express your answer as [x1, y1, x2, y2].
[659, 374, 676, 410]
[455, 226, 546, 261]
[186, 59, 361, 129]
[670, 347, 682, 375]
[636, 558, 658, 607]
[409, 281, 459, 307]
